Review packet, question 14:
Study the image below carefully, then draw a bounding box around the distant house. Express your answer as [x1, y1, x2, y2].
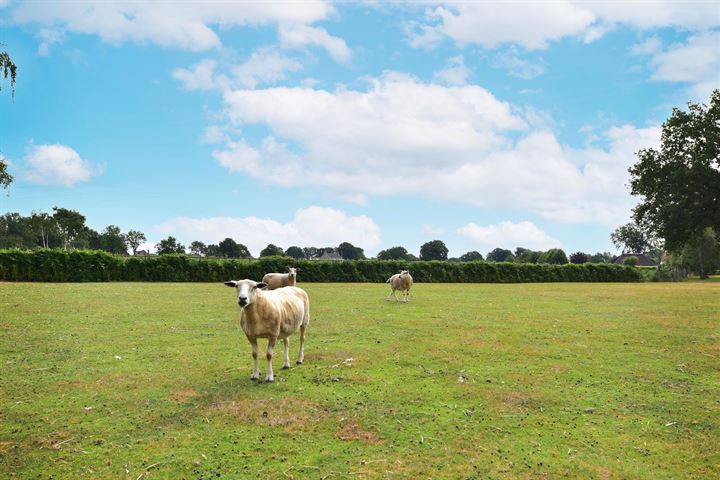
[612, 253, 657, 267]
[318, 251, 342, 260]
[135, 250, 152, 256]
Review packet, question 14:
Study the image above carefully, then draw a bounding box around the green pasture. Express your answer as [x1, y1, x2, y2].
[1, 282, 718, 479]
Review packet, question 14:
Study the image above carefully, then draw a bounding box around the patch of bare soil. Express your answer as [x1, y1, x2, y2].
[336, 421, 382, 445]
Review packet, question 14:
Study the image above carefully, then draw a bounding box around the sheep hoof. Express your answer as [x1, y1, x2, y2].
[282, 365, 290, 370]
[250, 376, 259, 382]
[296, 360, 303, 365]
[265, 377, 274, 383]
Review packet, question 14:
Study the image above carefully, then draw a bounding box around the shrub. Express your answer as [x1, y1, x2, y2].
[0, 249, 643, 283]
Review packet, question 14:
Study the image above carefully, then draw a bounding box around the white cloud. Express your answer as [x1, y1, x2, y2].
[9, 1, 335, 52]
[458, 221, 562, 251]
[630, 35, 662, 56]
[492, 47, 545, 79]
[36, 28, 64, 56]
[155, 206, 381, 256]
[231, 48, 304, 88]
[409, 1, 720, 51]
[173, 48, 304, 92]
[411, 2, 596, 50]
[433, 55, 471, 85]
[646, 31, 720, 99]
[279, 24, 352, 63]
[24, 144, 101, 186]
[210, 73, 660, 226]
[173, 59, 223, 91]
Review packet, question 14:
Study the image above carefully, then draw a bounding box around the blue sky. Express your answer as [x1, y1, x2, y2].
[1, 1, 718, 257]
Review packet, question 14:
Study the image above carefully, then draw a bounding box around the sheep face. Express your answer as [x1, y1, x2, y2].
[224, 279, 268, 308]
[400, 270, 410, 277]
[287, 267, 297, 280]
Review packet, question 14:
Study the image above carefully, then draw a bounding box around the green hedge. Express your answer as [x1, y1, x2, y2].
[0, 249, 642, 283]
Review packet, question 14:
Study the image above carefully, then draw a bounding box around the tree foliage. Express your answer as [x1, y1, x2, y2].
[0, 51, 17, 97]
[156, 236, 185, 255]
[189, 241, 207, 256]
[377, 246, 411, 260]
[486, 248, 513, 262]
[285, 246, 305, 259]
[125, 230, 146, 255]
[459, 251, 483, 261]
[259, 244, 285, 257]
[629, 90, 720, 252]
[99, 225, 128, 255]
[569, 252, 589, 264]
[420, 240, 448, 261]
[610, 222, 655, 254]
[337, 241, 365, 260]
[52, 207, 87, 250]
[678, 227, 720, 279]
[538, 248, 568, 265]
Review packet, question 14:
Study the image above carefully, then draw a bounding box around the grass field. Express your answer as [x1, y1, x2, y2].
[1, 282, 719, 479]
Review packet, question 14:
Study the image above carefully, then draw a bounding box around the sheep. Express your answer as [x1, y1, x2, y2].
[386, 270, 413, 303]
[261, 267, 298, 290]
[224, 279, 310, 382]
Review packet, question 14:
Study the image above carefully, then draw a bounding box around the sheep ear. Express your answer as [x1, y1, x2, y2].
[256, 282, 268, 290]
[224, 281, 237, 288]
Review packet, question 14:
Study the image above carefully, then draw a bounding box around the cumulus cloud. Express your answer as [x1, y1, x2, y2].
[433, 55, 471, 85]
[492, 47, 545, 79]
[173, 48, 304, 92]
[210, 73, 659, 226]
[155, 206, 381, 256]
[408, 1, 719, 50]
[279, 24, 352, 63]
[458, 221, 562, 251]
[24, 144, 101, 186]
[645, 31, 720, 99]
[9, 0, 334, 52]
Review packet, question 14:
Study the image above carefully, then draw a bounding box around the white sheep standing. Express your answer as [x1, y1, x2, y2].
[262, 267, 298, 290]
[386, 270, 413, 303]
[224, 279, 310, 382]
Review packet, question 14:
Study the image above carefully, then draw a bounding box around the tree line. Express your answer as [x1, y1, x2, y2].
[1, 209, 616, 265]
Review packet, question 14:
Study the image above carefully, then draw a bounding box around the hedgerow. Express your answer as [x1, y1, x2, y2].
[0, 249, 643, 283]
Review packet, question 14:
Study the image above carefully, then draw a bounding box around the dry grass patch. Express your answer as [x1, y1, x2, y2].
[169, 389, 200, 403]
[208, 397, 319, 432]
[336, 421, 382, 445]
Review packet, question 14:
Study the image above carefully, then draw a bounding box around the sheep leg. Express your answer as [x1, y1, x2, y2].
[282, 338, 291, 369]
[249, 338, 260, 381]
[296, 324, 306, 365]
[265, 337, 277, 382]
[392, 289, 400, 302]
[403, 289, 410, 303]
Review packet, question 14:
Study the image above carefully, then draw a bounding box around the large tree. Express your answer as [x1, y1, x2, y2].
[610, 222, 655, 254]
[285, 246, 305, 259]
[377, 246, 411, 260]
[125, 230, 147, 255]
[337, 241, 365, 260]
[189, 240, 207, 256]
[486, 248, 513, 262]
[538, 248, 568, 265]
[260, 244, 285, 257]
[459, 251, 483, 261]
[217, 238, 251, 258]
[99, 225, 128, 254]
[629, 90, 720, 252]
[52, 207, 87, 250]
[156, 236, 185, 255]
[419, 240, 448, 261]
